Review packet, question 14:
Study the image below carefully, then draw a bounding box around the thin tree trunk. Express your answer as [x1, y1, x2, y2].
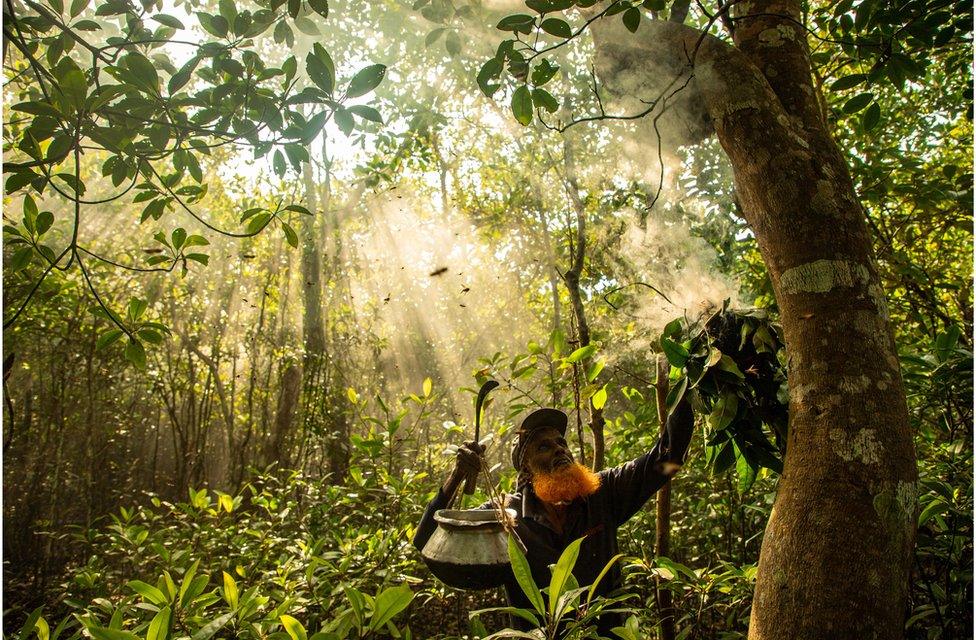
[560, 135, 605, 470]
[654, 355, 675, 640]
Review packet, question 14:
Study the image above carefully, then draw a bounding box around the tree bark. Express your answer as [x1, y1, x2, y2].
[586, 6, 918, 638]
[560, 135, 606, 471]
[653, 356, 675, 640]
[297, 156, 330, 473]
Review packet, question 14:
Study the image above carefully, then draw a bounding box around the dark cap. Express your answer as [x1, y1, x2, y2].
[511, 408, 568, 470]
[519, 408, 568, 435]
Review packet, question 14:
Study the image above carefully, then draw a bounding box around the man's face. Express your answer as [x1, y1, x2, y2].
[523, 427, 574, 475]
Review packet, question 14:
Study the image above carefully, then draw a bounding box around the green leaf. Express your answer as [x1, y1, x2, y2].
[69, 0, 88, 17]
[586, 358, 605, 382]
[918, 499, 949, 526]
[279, 616, 306, 640]
[830, 74, 865, 91]
[6, 170, 40, 195]
[348, 105, 383, 123]
[711, 440, 735, 474]
[843, 92, 874, 114]
[171, 227, 186, 250]
[96, 329, 124, 351]
[282, 221, 298, 248]
[34, 616, 51, 640]
[9, 246, 33, 271]
[273, 150, 286, 177]
[178, 560, 201, 606]
[508, 535, 544, 614]
[622, 7, 641, 32]
[367, 585, 414, 631]
[530, 59, 559, 86]
[218, 0, 237, 23]
[308, 0, 328, 18]
[861, 101, 881, 131]
[565, 344, 596, 363]
[127, 298, 148, 322]
[717, 355, 745, 378]
[190, 612, 234, 640]
[246, 212, 272, 234]
[293, 16, 319, 34]
[222, 572, 239, 609]
[935, 325, 962, 362]
[146, 607, 171, 640]
[511, 85, 533, 125]
[11, 101, 61, 117]
[122, 52, 159, 93]
[54, 64, 88, 111]
[334, 108, 355, 136]
[539, 17, 571, 38]
[496, 13, 534, 33]
[591, 385, 608, 410]
[124, 339, 146, 370]
[169, 56, 200, 94]
[661, 337, 689, 367]
[345, 64, 386, 98]
[153, 13, 184, 28]
[303, 111, 329, 142]
[735, 445, 758, 495]
[425, 27, 445, 47]
[548, 537, 583, 616]
[531, 87, 558, 113]
[585, 553, 626, 605]
[445, 31, 461, 56]
[708, 392, 738, 430]
[306, 45, 335, 95]
[87, 628, 139, 640]
[477, 58, 503, 97]
[126, 579, 166, 605]
[138, 329, 164, 345]
[185, 253, 209, 266]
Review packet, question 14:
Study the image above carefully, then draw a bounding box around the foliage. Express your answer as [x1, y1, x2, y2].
[3, 0, 972, 639]
[6, 467, 422, 640]
[470, 536, 635, 640]
[658, 305, 787, 492]
[3, 0, 387, 363]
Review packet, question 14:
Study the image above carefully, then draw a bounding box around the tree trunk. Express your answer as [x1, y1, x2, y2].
[653, 356, 675, 640]
[560, 135, 605, 471]
[298, 156, 329, 473]
[586, 6, 918, 638]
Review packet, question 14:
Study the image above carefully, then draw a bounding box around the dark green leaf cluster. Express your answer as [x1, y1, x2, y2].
[659, 303, 787, 493]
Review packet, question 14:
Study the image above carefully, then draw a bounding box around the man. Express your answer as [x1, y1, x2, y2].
[413, 402, 695, 633]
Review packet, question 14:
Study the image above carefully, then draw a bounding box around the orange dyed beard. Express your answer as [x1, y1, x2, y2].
[532, 462, 602, 504]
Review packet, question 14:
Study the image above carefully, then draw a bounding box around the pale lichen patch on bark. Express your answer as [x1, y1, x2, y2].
[731, 0, 753, 18]
[867, 283, 890, 321]
[757, 24, 797, 47]
[780, 259, 869, 295]
[872, 480, 918, 535]
[837, 374, 871, 394]
[830, 428, 882, 465]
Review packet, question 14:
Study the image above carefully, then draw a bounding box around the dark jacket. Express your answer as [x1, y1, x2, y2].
[413, 401, 695, 634]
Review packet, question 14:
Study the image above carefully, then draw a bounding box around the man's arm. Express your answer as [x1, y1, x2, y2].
[600, 398, 695, 526]
[412, 441, 484, 552]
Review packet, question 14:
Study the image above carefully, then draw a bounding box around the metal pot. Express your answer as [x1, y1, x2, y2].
[421, 508, 516, 590]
